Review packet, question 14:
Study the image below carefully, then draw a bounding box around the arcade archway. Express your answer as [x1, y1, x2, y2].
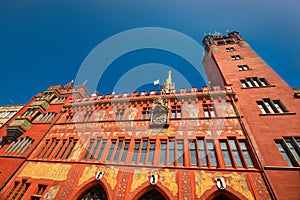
[78, 184, 107, 200]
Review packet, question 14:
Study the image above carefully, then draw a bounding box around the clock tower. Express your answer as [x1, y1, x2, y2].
[149, 71, 174, 128]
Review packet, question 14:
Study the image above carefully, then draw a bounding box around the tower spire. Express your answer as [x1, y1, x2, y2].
[164, 70, 175, 93]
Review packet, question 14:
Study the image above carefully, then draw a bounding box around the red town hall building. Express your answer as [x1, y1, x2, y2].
[0, 31, 299, 200]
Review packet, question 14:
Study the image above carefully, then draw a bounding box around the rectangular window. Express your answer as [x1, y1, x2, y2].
[115, 109, 124, 121]
[229, 139, 243, 167]
[177, 140, 184, 166]
[120, 140, 130, 162]
[113, 139, 123, 162]
[36, 139, 50, 158]
[239, 141, 254, 167]
[36, 184, 47, 196]
[207, 140, 217, 167]
[257, 99, 288, 114]
[5, 181, 20, 200]
[148, 141, 155, 164]
[65, 139, 78, 160]
[198, 139, 207, 166]
[142, 107, 151, 119]
[160, 141, 167, 165]
[238, 64, 250, 71]
[231, 55, 241, 60]
[139, 139, 148, 164]
[171, 106, 181, 119]
[96, 140, 107, 161]
[18, 182, 30, 200]
[90, 138, 101, 160]
[189, 140, 197, 165]
[220, 141, 233, 167]
[132, 140, 140, 163]
[241, 77, 270, 88]
[106, 140, 116, 162]
[168, 139, 175, 165]
[226, 47, 235, 52]
[275, 137, 300, 167]
[3, 111, 16, 118]
[9, 179, 30, 200]
[203, 104, 216, 118]
[83, 139, 95, 160]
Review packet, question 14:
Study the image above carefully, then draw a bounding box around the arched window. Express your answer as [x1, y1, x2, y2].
[138, 189, 166, 200]
[78, 184, 107, 200]
[213, 194, 231, 200]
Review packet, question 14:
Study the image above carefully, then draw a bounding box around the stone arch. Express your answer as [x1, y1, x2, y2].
[131, 185, 171, 200]
[73, 180, 111, 200]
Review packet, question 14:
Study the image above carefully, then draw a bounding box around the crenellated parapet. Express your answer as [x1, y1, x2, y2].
[202, 31, 248, 51]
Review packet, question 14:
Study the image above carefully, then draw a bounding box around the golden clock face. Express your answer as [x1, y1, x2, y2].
[152, 111, 167, 124]
[151, 104, 168, 125]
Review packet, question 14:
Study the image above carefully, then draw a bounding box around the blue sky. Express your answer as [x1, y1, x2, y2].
[1, 0, 299, 105]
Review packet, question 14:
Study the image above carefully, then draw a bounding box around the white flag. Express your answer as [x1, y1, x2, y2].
[153, 79, 159, 85]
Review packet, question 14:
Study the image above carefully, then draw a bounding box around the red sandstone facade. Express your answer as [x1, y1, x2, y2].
[0, 31, 299, 200]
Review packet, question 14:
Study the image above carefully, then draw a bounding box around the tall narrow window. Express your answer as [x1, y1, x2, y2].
[106, 140, 116, 162]
[207, 140, 217, 167]
[177, 141, 184, 166]
[120, 140, 130, 162]
[83, 139, 95, 160]
[189, 140, 197, 165]
[96, 140, 107, 161]
[5, 182, 20, 200]
[239, 141, 254, 167]
[160, 141, 167, 165]
[90, 138, 101, 160]
[65, 139, 78, 160]
[220, 141, 233, 167]
[148, 141, 155, 164]
[276, 142, 293, 166]
[198, 139, 207, 166]
[36, 139, 50, 158]
[139, 139, 148, 164]
[35, 184, 47, 196]
[59, 139, 72, 159]
[168, 139, 175, 165]
[45, 139, 59, 159]
[132, 140, 140, 163]
[18, 182, 31, 200]
[229, 139, 243, 167]
[113, 139, 123, 162]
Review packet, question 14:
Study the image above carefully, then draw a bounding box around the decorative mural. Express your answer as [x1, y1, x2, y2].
[130, 168, 178, 196]
[159, 169, 178, 196]
[195, 171, 255, 200]
[77, 165, 118, 190]
[130, 168, 149, 192]
[18, 162, 71, 181]
[195, 171, 214, 197]
[225, 172, 254, 200]
[184, 104, 199, 118]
